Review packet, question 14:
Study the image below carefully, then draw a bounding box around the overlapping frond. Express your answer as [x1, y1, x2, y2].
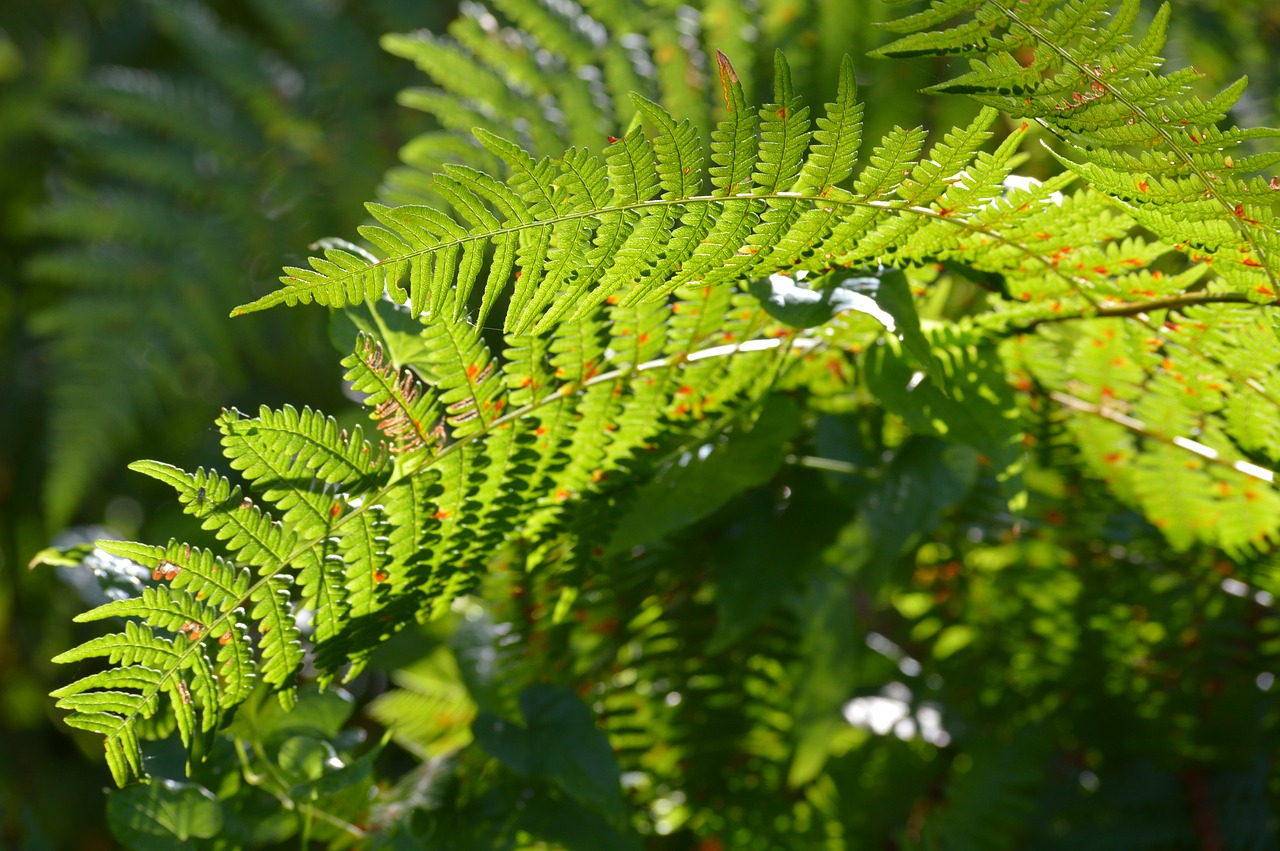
[1007, 303, 1280, 555]
[869, 0, 1280, 553]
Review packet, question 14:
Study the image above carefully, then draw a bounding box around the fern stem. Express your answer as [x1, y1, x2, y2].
[1048, 390, 1276, 484]
[234, 737, 271, 787]
[1003, 291, 1277, 333]
[786, 454, 861, 475]
[237, 735, 368, 842]
[400, 335, 819, 480]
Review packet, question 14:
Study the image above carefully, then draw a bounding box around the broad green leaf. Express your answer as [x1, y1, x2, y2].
[749, 272, 881, 329]
[749, 269, 938, 381]
[832, 270, 938, 383]
[472, 684, 627, 823]
[865, 334, 1025, 511]
[277, 734, 339, 783]
[516, 790, 644, 851]
[228, 686, 355, 744]
[857, 436, 980, 589]
[107, 780, 223, 851]
[709, 467, 850, 652]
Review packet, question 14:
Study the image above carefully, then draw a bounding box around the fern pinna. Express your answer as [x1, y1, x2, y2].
[50, 0, 1280, 799]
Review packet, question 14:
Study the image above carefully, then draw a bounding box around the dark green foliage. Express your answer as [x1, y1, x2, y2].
[26, 0, 1280, 848]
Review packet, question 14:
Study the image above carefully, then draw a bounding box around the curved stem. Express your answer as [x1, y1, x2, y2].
[1002, 291, 1276, 334]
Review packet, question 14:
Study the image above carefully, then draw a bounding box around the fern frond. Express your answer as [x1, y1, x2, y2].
[58, 270, 818, 783]
[233, 50, 1082, 344]
[1009, 303, 1280, 555]
[52, 2, 1280, 797]
[874, 0, 1280, 298]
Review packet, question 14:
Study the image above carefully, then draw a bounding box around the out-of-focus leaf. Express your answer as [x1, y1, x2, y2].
[329, 297, 429, 372]
[278, 734, 337, 783]
[217, 787, 298, 850]
[789, 574, 864, 787]
[710, 467, 850, 651]
[367, 646, 477, 758]
[229, 686, 355, 744]
[517, 788, 644, 851]
[866, 336, 1024, 510]
[27, 542, 95, 570]
[106, 780, 223, 851]
[609, 396, 802, 553]
[858, 437, 980, 588]
[0, 32, 23, 81]
[34, 536, 150, 606]
[933, 624, 975, 659]
[472, 684, 627, 823]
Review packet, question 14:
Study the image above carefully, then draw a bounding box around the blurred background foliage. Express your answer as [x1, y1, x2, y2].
[1, 0, 1279, 848]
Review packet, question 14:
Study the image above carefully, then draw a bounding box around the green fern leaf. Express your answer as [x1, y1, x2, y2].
[875, 0, 1280, 298]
